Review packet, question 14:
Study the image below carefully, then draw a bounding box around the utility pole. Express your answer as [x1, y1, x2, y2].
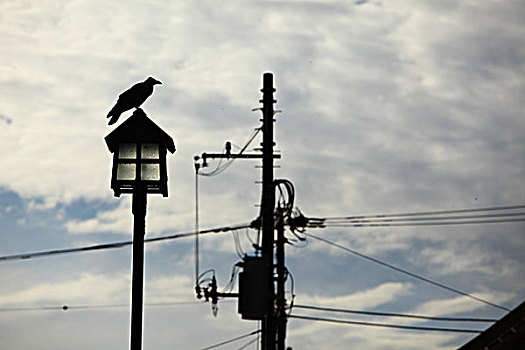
[260, 72, 277, 350]
[194, 73, 282, 350]
[276, 208, 287, 350]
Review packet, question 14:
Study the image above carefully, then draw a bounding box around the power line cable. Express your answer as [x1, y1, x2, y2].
[4, 301, 496, 325]
[237, 127, 262, 155]
[195, 168, 200, 289]
[198, 127, 261, 177]
[237, 337, 258, 350]
[257, 321, 261, 350]
[200, 329, 261, 350]
[315, 210, 525, 227]
[319, 205, 525, 221]
[303, 232, 510, 312]
[322, 212, 525, 223]
[198, 144, 233, 177]
[288, 314, 484, 334]
[0, 223, 251, 263]
[293, 304, 498, 322]
[0, 306, 68, 312]
[0, 300, 213, 312]
[317, 218, 525, 228]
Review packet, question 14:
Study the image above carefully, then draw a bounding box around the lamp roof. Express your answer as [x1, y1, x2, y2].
[104, 109, 176, 153]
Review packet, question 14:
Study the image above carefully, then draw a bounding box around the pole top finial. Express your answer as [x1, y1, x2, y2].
[262, 72, 276, 93]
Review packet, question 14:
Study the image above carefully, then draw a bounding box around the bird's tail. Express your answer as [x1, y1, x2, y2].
[107, 107, 121, 125]
[107, 113, 121, 125]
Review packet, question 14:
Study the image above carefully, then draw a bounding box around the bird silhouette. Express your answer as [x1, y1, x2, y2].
[107, 77, 162, 125]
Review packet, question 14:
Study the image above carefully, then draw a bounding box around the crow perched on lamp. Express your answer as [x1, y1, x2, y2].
[107, 77, 162, 125]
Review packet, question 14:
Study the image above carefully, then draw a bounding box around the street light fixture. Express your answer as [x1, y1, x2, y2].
[104, 108, 175, 350]
[106, 108, 175, 197]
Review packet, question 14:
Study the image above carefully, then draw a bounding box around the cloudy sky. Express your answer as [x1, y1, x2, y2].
[1, 0, 524, 349]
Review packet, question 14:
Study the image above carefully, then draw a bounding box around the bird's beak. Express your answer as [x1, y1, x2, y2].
[154, 79, 162, 85]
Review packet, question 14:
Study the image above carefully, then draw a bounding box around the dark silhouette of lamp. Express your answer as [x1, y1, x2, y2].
[105, 108, 175, 197]
[104, 108, 175, 350]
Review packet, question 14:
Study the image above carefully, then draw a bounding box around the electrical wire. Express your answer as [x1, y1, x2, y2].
[237, 337, 258, 350]
[257, 321, 260, 350]
[232, 229, 246, 258]
[319, 205, 525, 221]
[244, 226, 257, 247]
[0, 223, 252, 263]
[198, 127, 261, 177]
[198, 144, 234, 177]
[221, 264, 240, 293]
[237, 127, 262, 155]
[288, 315, 484, 334]
[311, 205, 525, 227]
[275, 179, 294, 214]
[193, 127, 262, 293]
[198, 269, 216, 278]
[200, 329, 261, 350]
[0, 306, 70, 312]
[317, 217, 525, 228]
[195, 169, 200, 288]
[197, 269, 216, 286]
[0, 300, 211, 312]
[303, 232, 510, 312]
[286, 267, 296, 316]
[293, 304, 498, 322]
[322, 212, 525, 224]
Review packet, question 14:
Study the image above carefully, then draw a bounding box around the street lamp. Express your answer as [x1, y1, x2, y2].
[105, 108, 175, 350]
[106, 108, 176, 198]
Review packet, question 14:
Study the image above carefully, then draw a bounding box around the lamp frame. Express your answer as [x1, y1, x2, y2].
[110, 141, 169, 197]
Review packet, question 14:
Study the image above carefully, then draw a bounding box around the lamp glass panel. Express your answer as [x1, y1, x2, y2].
[119, 143, 137, 159]
[141, 164, 160, 180]
[117, 163, 136, 180]
[141, 143, 159, 159]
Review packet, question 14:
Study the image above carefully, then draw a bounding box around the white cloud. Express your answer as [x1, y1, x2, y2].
[0, 272, 129, 307]
[296, 281, 413, 309]
[412, 292, 514, 318]
[64, 200, 131, 234]
[288, 322, 457, 350]
[145, 274, 194, 302]
[0, 271, 197, 308]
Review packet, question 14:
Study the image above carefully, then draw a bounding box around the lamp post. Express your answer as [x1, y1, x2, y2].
[105, 108, 175, 350]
